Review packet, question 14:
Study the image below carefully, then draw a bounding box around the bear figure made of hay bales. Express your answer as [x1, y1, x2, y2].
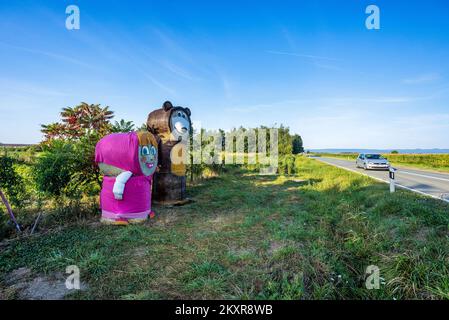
[95, 131, 158, 225]
[147, 101, 192, 205]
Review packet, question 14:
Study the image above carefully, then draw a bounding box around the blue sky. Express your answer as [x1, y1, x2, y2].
[1, 0, 448, 149]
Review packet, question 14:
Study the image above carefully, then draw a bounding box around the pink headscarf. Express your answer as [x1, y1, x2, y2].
[95, 132, 142, 175]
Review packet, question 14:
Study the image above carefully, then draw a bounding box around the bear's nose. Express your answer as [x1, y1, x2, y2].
[174, 121, 188, 133]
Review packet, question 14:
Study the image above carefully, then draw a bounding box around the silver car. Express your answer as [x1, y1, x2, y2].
[356, 153, 390, 170]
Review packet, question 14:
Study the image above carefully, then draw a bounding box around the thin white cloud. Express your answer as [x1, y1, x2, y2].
[159, 60, 200, 81]
[223, 95, 414, 114]
[266, 50, 339, 61]
[313, 63, 344, 72]
[295, 110, 449, 149]
[402, 73, 440, 84]
[221, 76, 233, 100]
[141, 72, 176, 96]
[0, 78, 69, 97]
[334, 97, 412, 104]
[0, 41, 95, 69]
[280, 27, 296, 51]
[152, 28, 194, 64]
[392, 113, 449, 129]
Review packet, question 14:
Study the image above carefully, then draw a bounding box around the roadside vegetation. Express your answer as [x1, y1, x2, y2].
[1, 156, 448, 299]
[313, 152, 449, 173]
[1, 102, 447, 300]
[0, 102, 303, 241]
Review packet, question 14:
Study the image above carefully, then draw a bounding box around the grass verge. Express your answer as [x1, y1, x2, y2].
[313, 153, 449, 173]
[1, 157, 448, 299]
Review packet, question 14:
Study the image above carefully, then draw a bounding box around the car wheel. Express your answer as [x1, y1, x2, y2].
[363, 164, 367, 170]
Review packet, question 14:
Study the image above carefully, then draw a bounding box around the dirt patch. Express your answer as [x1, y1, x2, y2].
[287, 193, 302, 203]
[415, 227, 432, 242]
[268, 241, 286, 254]
[133, 246, 148, 258]
[2, 267, 87, 300]
[228, 244, 256, 257]
[4, 267, 32, 285]
[207, 213, 244, 231]
[268, 240, 297, 255]
[153, 210, 179, 227]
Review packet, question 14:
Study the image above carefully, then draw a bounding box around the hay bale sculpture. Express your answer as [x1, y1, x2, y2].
[95, 131, 158, 225]
[147, 101, 192, 205]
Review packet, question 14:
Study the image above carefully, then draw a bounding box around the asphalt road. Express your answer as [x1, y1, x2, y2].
[312, 157, 449, 203]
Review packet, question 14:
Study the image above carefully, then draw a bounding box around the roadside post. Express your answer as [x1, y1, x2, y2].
[389, 167, 397, 193]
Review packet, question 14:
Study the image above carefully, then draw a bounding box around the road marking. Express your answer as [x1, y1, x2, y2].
[314, 158, 449, 204]
[399, 170, 449, 182]
[393, 182, 449, 202]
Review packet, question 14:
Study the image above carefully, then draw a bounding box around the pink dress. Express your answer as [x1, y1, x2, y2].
[95, 132, 154, 221]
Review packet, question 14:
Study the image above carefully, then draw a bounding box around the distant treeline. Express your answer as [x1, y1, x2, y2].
[0, 143, 37, 148]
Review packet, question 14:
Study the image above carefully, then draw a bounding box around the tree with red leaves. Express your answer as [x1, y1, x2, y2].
[41, 102, 114, 142]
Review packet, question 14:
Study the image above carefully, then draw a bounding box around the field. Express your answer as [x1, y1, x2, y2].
[1, 157, 448, 300]
[313, 153, 449, 173]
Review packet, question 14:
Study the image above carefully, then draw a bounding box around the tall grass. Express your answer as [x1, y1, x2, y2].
[1, 156, 448, 299]
[313, 153, 449, 172]
[387, 153, 449, 170]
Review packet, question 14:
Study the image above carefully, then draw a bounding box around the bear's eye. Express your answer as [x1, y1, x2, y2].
[181, 113, 186, 118]
[142, 146, 150, 156]
[150, 146, 156, 155]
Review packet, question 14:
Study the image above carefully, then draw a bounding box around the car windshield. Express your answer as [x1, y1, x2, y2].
[365, 154, 383, 160]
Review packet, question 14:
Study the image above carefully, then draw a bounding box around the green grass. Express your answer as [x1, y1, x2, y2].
[313, 152, 449, 173]
[1, 157, 448, 299]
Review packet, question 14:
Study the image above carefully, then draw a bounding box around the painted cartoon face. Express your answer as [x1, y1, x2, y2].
[137, 132, 158, 176]
[170, 110, 191, 137]
[139, 144, 157, 176]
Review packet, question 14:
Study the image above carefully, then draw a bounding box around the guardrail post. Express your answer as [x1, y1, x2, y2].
[389, 167, 397, 193]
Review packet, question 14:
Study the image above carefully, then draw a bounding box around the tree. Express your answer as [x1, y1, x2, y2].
[76, 103, 114, 133]
[111, 119, 135, 133]
[292, 134, 304, 154]
[41, 103, 114, 142]
[137, 123, 148, 131]
[391, 150, 399, 154]
[40, 122, 68, 141]
[38, 103, 115, 197]
[278, 125, 293, 156]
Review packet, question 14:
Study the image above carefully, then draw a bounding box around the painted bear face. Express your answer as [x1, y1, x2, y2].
[146, 101, 192, 140]
[170, 109, 191, 137]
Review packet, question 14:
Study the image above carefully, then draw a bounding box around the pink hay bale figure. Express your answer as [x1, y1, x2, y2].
[95, 131, 158, 225]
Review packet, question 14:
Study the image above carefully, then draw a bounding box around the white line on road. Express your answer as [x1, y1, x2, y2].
[399, 170, 449, 182]
[314, 158, 449, 204]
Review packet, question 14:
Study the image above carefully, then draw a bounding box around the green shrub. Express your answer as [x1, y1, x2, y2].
[0, 155, 25, 207]
[294, 154, 303, 173]
[0, 208, 8, 238]
[278, 155, 296, 175]
[34, 141, 77, 197]
[34, 137, 100, 198]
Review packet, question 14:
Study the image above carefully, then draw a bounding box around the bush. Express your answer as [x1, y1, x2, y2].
[294, 154, 304, 173]
[0, 211, 10, 239]
[0, 155, 25, 207]
[34, 137, 100, 198]
[34, 141, 77, 196]
[278, 155, 296, 175]
[286, 155, 295, 175]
